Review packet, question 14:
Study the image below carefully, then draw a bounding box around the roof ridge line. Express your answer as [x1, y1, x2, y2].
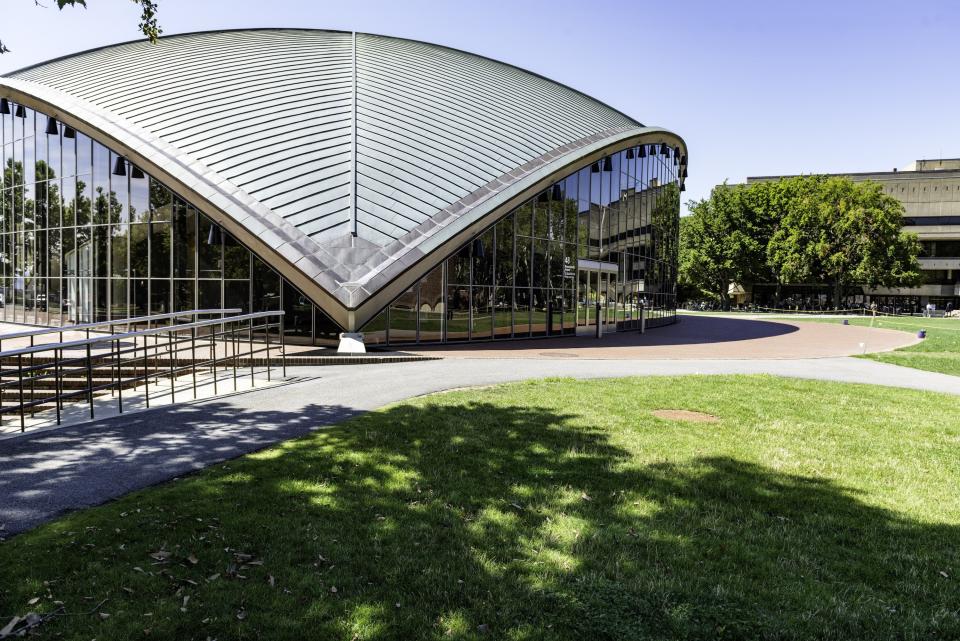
[349, 30, 359, 241]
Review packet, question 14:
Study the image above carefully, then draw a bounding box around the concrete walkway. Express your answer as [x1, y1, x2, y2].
[408, 314, 920, 359]
[2, 353, 959, 536]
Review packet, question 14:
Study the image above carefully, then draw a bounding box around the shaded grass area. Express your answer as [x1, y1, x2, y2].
[1, 376, 959, 639]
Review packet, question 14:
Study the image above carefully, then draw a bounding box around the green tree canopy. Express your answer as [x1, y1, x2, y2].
[680, 175, 922, 308]
[678, 182, 767, 309]
[768, 176, 921, 307]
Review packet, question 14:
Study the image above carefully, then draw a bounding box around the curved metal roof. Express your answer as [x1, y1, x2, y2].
[0, 29, 685, 327]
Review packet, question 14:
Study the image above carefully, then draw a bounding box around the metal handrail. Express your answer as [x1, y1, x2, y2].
[0, 311, 281, 359]
[0, 310, 286, 434]
[0, 309, 243, 344]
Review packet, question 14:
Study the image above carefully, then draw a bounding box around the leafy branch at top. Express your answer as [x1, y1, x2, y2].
[1, 0, 161, 54]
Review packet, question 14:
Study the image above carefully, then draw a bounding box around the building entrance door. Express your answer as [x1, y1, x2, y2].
[576, 260, 619, 337]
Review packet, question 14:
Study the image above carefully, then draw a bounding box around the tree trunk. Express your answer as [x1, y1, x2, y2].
[721, 288, 731, 311]
[833, 281, 843, 310]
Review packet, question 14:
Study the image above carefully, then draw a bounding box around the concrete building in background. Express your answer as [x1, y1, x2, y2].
[747, 159, 960, 312]
[0, 29, 686, 349]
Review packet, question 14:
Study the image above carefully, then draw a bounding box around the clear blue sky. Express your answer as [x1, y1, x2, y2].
[2, 0, 958, 214]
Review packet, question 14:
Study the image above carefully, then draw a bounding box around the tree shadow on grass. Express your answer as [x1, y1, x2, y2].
[1, 399, 957, 640]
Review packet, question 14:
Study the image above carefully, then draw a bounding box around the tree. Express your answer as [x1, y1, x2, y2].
[746, 175, 823, 306]
[679, 182, 768, 309]
[1, 1, 160, 54]
[768, 176, 922, 308]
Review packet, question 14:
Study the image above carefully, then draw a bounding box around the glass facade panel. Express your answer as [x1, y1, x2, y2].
[2, 102, 679, 348]
[388, 286, 418, 343]
[419, 265, 445, 342]
[0, 102, 336, 344]
[361, 143, 681, 345]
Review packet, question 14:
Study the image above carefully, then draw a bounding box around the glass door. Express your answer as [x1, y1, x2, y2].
[577, 268, 598, 335]
[604, 272, 618, 333]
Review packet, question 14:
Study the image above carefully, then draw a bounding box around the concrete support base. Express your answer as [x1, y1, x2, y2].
[337, 332, 366, 354]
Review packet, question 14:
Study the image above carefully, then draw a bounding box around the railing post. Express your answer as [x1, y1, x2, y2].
[29, 335, 35, 406]
[107, 329, 116, 399]
[280, 313, 286, 378]
[55, 348, 62, 426]
[249, 317, 255, 387]
[191, 327, 197, 399]
[115, 338, 123, 414]
[17, 354, 25, 433]
[210, 326, 218, 396]
[85, 343, 94, 420]
[132, 335, 138, 391]
[232, 320, 238, 392]
[264, 317, 272, 383]
[143, 332, 150, 409]
[168, 329, 176, 403]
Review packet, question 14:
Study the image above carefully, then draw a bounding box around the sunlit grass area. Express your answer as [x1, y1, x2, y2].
[1, 376, 958, 639]
[845, 316, 960, 375]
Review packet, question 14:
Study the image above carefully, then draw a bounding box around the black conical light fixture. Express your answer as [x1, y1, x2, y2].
[591, 162, 601, 173]
[63, 126, 76, 139]
[680, 183, 686, 192]
[551, 183, 562, 200]
[625, 148, 634, 160]
[663, 145, 672, 158]
[45, 117, 59, 136]
[207, 223, 222, 246]
[602, 157, 613, 172]
[681, 167, 688, 178]
[14, 105, 26, 118]
[680, 154, 687, 165]
[472, 237, 485, 258]
[131, 165, 145, 179]
[0, 98, 10, 115]
[638, 145, 647, 158]
[112, 156, 127, 177]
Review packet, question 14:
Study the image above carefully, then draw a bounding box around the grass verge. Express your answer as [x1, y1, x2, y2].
[1, 375, 958, 639]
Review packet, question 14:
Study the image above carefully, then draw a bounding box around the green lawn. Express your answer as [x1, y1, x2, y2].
[848, 316, 960, 375]
[2, 376, 959, 640]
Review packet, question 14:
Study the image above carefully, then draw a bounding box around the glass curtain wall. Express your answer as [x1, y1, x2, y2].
[364, 143, 682, 344]
[0, 102, 340, 345]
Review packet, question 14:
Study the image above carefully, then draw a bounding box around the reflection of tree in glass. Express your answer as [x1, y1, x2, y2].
[94, 186, 123, 225]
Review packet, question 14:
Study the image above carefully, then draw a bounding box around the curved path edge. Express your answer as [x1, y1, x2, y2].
[1, 357, 958, 536]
